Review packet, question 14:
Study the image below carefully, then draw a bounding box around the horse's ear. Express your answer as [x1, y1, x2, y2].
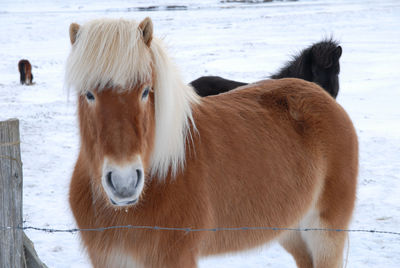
[69, 23, 80, 45]
[139, 17, 153, 47]
[333, 46, 342, 60]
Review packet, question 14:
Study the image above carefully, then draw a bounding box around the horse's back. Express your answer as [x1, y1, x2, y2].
[190, 76, 247, 97]
[233, 78, 354, 141]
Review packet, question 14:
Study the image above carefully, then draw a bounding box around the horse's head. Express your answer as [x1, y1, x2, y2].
[67, 18, 156, 207]
[310, 41, 342, 98]
[66, 18, 199, 208]
[78, 86, 155, 207]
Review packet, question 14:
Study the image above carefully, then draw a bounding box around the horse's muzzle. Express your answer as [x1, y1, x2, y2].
[101, 157, 144, 206]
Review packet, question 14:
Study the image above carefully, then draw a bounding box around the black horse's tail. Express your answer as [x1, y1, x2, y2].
[18, 61, 26, 84]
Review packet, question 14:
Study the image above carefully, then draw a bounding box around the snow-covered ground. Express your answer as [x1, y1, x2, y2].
[1, 0, 399, 267]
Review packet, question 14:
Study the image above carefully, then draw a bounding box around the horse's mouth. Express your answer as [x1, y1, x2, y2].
[110, 198, 138, 207]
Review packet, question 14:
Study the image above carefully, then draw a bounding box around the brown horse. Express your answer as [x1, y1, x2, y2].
[18, 59, 34, 85]
[66, 18, 358, 268]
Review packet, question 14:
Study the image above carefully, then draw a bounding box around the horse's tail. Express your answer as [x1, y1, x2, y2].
[18, 60, 26, 84]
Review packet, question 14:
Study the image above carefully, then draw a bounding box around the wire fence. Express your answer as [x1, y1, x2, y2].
[2, 141, 400, 237]
[1, 224, 400, 236]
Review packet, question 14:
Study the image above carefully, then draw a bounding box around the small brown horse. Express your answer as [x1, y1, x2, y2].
[66, 18, 358, 268]
[18, 59, 34, 85]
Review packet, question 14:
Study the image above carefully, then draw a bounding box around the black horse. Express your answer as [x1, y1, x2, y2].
[190, 39, 342, 98]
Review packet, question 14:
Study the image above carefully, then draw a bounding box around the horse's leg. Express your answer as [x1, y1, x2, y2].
[300, 185, 353, 268]
[279, 230, 313, 268]
[309, 231, 347, 268]
[300, 214, 347, 268]
[141, 247, 197, 268]
[19, 63, 26, 85]
[85, 246, 140, 268]
[156, 240, 199, 268]
[23, 65, 28, 85]
[162, 254, 197, 268]
[27, 64, 33, 85]
[20, 72, 25, 84]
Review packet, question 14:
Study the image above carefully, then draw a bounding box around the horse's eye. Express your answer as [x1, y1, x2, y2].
[86, 91, 95, 101]
[142, 86, 150, 100]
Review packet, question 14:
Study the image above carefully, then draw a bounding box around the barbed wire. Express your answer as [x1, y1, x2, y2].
[1, 224, 400, 236]
[1, 143, 399, 237]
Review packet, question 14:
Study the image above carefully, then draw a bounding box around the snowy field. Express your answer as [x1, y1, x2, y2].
[1, 0, 399, 267]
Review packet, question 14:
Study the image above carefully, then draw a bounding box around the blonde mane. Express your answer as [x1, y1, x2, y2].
[65, 18, 200, 179]
[149, 39, 200, 178]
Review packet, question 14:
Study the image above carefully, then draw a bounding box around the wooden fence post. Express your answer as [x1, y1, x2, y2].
[0, 119, 24, 268]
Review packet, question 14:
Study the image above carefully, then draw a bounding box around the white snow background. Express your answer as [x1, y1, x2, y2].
[0, 0, 399, 267]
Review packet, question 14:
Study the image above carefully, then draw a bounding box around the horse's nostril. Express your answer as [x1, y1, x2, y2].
[106, 171, 115, 190]
[135, 169, 142, 188]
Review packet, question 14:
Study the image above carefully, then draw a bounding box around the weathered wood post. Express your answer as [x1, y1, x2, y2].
[0, 119, 24, 268]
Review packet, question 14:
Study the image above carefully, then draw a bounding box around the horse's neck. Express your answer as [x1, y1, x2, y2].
[271, 50, 312, 80]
